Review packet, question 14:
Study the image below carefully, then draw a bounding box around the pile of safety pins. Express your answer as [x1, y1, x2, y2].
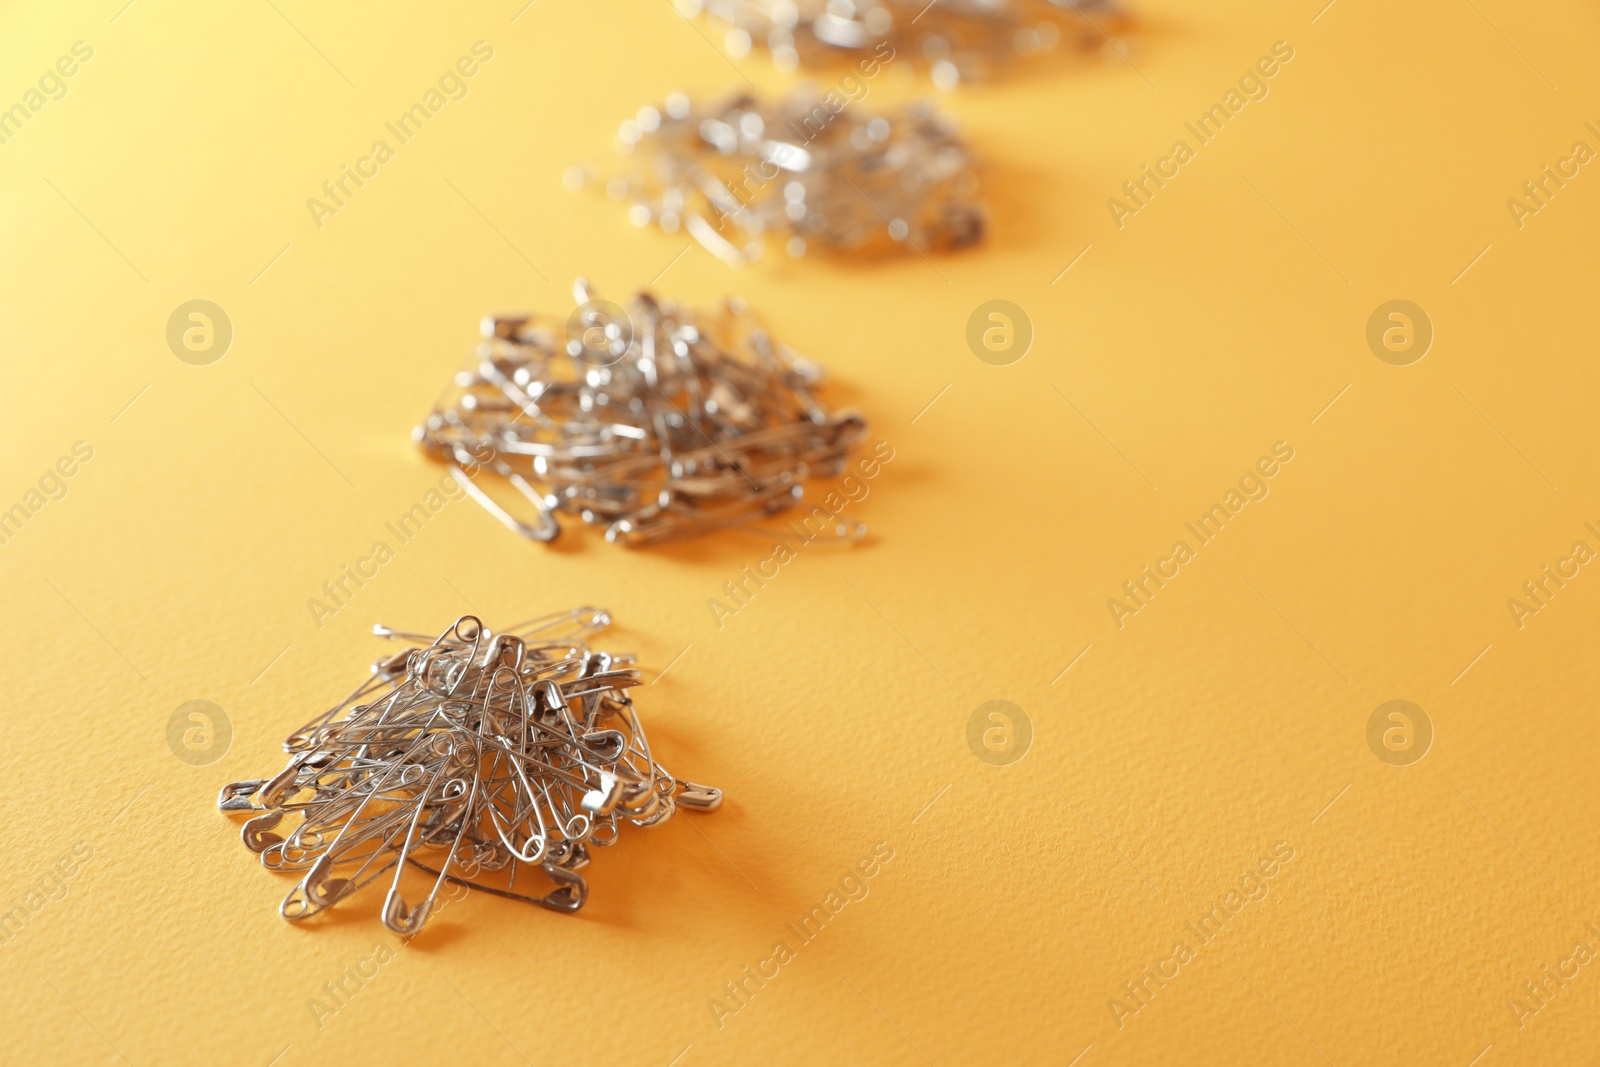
[414, 279, 869, 545]
[219, 610, 721, 935]
[586, 89, 984, 264]
[682, 0, 1133, 87]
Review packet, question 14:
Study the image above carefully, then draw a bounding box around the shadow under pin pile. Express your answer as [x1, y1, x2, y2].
[219, 610, 722, 935]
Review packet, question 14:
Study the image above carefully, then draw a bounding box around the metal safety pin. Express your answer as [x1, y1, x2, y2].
[448, 458, 560, 542]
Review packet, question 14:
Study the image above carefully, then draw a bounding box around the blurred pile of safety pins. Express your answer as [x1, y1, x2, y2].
[680, 0, 1134, 87]
[577, 89, 984, 264]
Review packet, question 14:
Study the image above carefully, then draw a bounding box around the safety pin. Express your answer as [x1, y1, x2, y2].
[449, 459, 560, 542]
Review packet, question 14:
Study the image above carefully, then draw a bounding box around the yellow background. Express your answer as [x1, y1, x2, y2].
[3, 0, 1598, 1063]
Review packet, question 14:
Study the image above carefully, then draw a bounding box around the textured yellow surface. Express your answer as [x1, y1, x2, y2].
[3, 0, 1599, 1064]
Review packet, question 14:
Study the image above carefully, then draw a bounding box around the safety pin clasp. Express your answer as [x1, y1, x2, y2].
[677, 781, 723, 812]
[218, 779, 265, 813]
[534, 863, 587, 913]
